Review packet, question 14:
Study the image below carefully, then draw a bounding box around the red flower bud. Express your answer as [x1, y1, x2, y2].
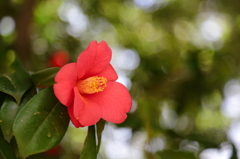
[49, 51, 69, 67]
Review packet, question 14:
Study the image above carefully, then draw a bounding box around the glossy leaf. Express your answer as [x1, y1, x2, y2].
[0, 51, 32, 105]
[96, 119, 106, 153]
[0, 136, 17, 159]
[1, 96, 19, 142]
[1, 87, 37, 142]
[80, 125, 97, 159]
[31, 67, 60, 86]
[13, 86, 70, 158]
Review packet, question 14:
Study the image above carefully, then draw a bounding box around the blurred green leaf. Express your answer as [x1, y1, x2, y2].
[1, 87, 36, 142]
[31, 67, 60, 87]
[0, 51, 32, 105]
[157, 150, 197, 159]
[13, 86, 69, 158]
[0, 92, 4, 126]
[1, 96, 19, 143]
[96, 119, 106, 153]
[0, 92, 6, 107]
[230, 143, 238, 159]
[0, 136, 17, 159]
[80, 125, 97, 159]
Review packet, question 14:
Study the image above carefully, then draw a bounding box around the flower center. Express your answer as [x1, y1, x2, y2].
[77, 76, 107, 94]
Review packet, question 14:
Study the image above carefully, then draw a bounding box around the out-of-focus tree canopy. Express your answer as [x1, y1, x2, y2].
[1, 0, 240, 158]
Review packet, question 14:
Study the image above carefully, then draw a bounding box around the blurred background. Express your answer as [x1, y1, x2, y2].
[1, 0, 240, 158]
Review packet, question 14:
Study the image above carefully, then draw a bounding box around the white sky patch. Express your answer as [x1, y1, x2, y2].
[145, 137, 165, 153]
[130, 99, 138, 113]
[200, 144, 232, 159]
[133, 0, 156, 9]
[133, 0, 168, 12]
[221, 80, 240, 118]
[189, 12, 230, 49]
[221, 79, 240, 158]
[200, 19, 223, 42]
[110, 47, 140, 89]
[0, 16, 15, 36]
[179, 140, 199, 154]
[228, 121, 240, 147]
[116, 72, 132, 90]
[101, 125, 144, 159]
[227, 118, 240, 158]
[116, 49, 140, 71]
[160, 102, 178, 129]
[58, 1, 88, 37]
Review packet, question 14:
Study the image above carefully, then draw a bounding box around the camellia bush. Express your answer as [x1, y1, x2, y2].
[3, 0, 240, 159]
[0, 41, 132, 159]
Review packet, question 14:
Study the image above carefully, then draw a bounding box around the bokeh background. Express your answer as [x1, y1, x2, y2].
[1, 0, 240, 158]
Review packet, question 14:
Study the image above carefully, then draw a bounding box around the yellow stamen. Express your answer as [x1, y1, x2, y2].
[77, 76, 107, 94]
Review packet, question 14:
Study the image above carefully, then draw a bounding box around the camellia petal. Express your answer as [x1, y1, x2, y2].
[83, 82, 132, 124]
[73, 87, 102, 126]
[68, 105, 83, 128]
[72, 87, 84, 117]
[55, 63, 77, 83]
[95, 64, 118, 81]
[53, 82, 74, 107]
[53, 63, 77, 106]
[77, 41, 112, 79]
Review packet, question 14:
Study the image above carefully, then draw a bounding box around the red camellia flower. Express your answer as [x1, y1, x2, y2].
[53, 41, 132, 127]
[49, 51, 70, 67]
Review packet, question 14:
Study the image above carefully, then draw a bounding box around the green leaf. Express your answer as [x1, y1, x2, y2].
[31, 67, 60, 87]
[80, 125, 97, 159]
[0, 136, 17, 159]
[16, 87, 38, 113]
[13, 86, 70, 158]
[0, 51, 32, 105]
[230, 143, 238, 159]
[1, 87, 37, 142]
[0, 92, 5, 126]
[0, 91, 6, 107]
[1, 96, 19, 143]
[96, 119, 106, 153]
[0, 112, 1, 126]
[157, 150, 197, 159]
